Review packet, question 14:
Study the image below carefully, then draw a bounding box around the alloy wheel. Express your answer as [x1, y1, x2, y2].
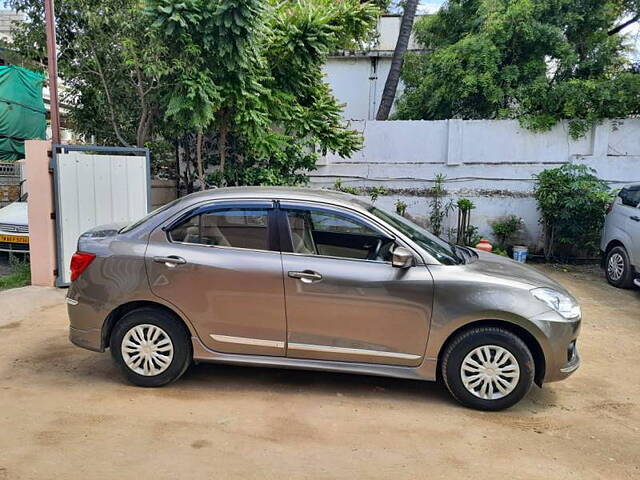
[460, 345, 520, 400]
[607, 253, 625, 281]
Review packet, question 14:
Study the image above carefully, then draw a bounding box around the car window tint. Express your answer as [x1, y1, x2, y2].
[286, 208, 393, 261]
[619, 188, 640, 208]
[170, 208, 269, 250]
[309, 211, 373, 235]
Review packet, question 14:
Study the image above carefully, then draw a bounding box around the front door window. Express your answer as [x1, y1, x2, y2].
[285, 208, 395, 262]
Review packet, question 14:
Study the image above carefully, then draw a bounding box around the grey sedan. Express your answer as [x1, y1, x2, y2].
[67, 187, 581, 410]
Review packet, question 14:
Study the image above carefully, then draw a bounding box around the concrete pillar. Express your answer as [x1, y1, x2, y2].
[25, 140, 56, 286]
[447, 119, 463, 165]
[592, 120, 610, 158]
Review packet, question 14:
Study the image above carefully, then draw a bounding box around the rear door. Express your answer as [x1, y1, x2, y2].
[145, 201, 287, 356]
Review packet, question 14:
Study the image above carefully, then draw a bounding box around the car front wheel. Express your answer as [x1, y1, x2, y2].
[441, 327, 534, 411]
[110, 308, 192, 387]
[605, 246, 634, 289]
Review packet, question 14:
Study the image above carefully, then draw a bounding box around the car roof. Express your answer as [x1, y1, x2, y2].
[179, 186, 374, 212]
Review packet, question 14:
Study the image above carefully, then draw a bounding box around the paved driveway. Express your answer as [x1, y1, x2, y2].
[0, 266, 638, 480]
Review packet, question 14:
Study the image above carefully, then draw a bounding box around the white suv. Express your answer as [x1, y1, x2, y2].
[601, 184, 640, 289]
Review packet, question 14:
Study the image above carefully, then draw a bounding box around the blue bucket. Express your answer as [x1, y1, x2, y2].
[513, 246, 528, 263]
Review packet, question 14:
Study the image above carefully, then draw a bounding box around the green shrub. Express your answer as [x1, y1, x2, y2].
[368, 186, 388, 204]
[533, 164, 612, 260]
[0, 255, 31, 290]
[395, 199, 408, 217]
[491, 215, 523, 249]
[332, 179, 361, 196]
[427, 174, 453, 237]
[455, 198, 476, 245]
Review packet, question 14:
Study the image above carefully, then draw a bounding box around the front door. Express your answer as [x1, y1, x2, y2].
[145, 201, 287, 356]
[621, 188, 640, 263]
[279, 203, 433, 367]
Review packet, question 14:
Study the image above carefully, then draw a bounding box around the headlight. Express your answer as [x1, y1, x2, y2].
[530, 288, 581, 320]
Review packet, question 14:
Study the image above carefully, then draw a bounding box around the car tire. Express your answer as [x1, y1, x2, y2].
[441, 327, 534, 411]
[605, 246, 635, 289]
[109, 307, 192, 387]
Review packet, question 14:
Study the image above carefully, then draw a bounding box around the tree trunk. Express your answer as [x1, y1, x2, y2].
[92, 52, 130, 147]
[184, 136, 193, 194]
[375, 0, 419, 120]
[217, 109, 230, 187]
[196, 131, 205, 192]
[608, 14, 640, 35]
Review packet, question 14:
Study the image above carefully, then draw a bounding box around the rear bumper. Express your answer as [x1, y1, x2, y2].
[67, 298, 105, 352]
[69, 325, 103, 352]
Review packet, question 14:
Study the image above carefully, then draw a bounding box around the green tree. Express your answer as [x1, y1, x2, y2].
[147, 0, 379, 187]
[396, 0, 640, 137]
[8, 0, 170, 148]
[534, 164, 612, 259]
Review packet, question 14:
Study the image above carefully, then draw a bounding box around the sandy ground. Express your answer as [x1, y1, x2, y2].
[0, 265, 638, 480]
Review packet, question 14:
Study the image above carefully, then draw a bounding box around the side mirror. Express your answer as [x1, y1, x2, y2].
[392, 246, 415, 268]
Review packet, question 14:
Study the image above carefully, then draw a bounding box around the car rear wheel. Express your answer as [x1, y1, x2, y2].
[441, 327, 534, 411]
[110, 308, 191, 387]
[605, 246, 634, 289]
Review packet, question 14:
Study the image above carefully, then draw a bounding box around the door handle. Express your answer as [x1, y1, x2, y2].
[153, 256, 187, 268]
[288, 270, 323, 283]
[631, 215, 640, 222]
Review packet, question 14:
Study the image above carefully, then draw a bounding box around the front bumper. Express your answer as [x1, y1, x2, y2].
[529, 311, 581, 383]
[0, 237, 29, 253]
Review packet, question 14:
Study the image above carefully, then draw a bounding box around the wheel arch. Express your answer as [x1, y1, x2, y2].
[101, 300, 193, 351]
[604, 235, 636, 267]
[436, 319, 546, 387]
[604, 239, 627, 255]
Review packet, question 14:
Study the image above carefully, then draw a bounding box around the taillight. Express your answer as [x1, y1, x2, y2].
[70, 252, 96, 281]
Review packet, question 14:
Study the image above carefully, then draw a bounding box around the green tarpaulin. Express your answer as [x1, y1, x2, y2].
[0, 65, 46, 161]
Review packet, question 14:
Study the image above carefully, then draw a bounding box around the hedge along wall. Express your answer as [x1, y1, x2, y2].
[309, 119, 640, 249]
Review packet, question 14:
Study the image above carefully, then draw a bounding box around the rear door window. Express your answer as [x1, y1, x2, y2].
[169, 208, 271, 251]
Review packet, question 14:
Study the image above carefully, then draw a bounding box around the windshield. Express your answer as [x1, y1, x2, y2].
[368, 206, 462, 265]
[119, 197, 182, 234]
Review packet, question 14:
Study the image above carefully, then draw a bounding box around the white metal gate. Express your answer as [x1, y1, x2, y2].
[53, 145, 150, 286]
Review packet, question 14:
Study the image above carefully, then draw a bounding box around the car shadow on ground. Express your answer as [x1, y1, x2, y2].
[14, 329, 559, 413]
[179, 361, 558, 412]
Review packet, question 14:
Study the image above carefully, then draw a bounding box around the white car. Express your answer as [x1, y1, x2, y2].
[601, 184, 639, 288]
[0, 194, 29, 253]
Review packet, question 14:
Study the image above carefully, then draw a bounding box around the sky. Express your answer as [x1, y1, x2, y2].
[416, 0, 640, 61]
[417, 1, 445, 14]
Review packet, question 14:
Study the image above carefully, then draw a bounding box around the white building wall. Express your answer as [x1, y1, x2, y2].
[310, 119, 640, 249]
[0, 10, 23, 42]
[323, 15, 421, 121]
[323, 57, 395, 121]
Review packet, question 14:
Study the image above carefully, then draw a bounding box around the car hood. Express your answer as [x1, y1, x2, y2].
[467, 249, 567, 292]
[0, 202, 28, 226]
